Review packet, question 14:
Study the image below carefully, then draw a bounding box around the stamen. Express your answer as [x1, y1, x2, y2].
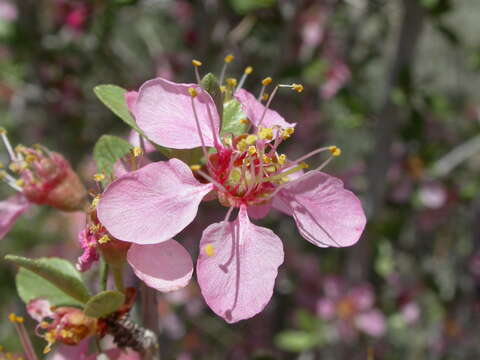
[93, 173, 105, 182]
[0, 128, 17, 162]
[8, 314, 38, 360]
[261, 93, 269, 102]
[258, 77, 272, 101]
[192, 59, 202, 83]
[0, 171, 22, 192]
[224, 206, 234, 222]
[245, 135, 257, 145]
[189, 88, 210, 164]
[236, 66, 253, 91]
[91, 195, 100, 209]
[281, 127, 295, 140]
[190, 164, 201, 171]
[219, 54, 234, 85]
[264, 162, 308, 183]
[247, 146, 256, 155]
[291, 146, 337, 165]
[256, 85, 279, 129]
[196, 169, 228, 193]
[258, 127, 273, 140]
[132, 146, 143, 158]
[329, 146, 342, 157]
[313, 156, 334, 172]
[98, 235, 110, 244]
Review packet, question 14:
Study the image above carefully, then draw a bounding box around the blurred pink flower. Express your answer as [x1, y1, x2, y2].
[0, 132, 87, 239]
[98, 75, 366, 323]
[0, 0, 16, 22]
[316, 277, 386, 340]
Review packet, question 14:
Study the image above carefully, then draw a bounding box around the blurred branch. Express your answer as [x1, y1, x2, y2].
[367, 0, 426, 217]
[429, 134, 480, 178]
[348, 0, 426, 281]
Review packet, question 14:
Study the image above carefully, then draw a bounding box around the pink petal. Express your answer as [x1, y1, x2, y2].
[127, 241, 193, 292]
[234, 89, 295, 129]
[196, 206, 284, 323]
[0, 194, 30, 240]
[135, 78, 220, 149]
[51, 339, 90, 360]
[98, 159, 213, 244]
[247, 202, 271, 219]
[276, 171, 366, 247]
[128, 130, 156, 154]
[125, 91, 138, 116]
[27, 298, 53, 322]
[355, 310, 386, 337]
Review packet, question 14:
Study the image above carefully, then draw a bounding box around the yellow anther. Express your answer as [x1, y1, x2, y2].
[93, 173, 105, 182]
[261, 93, 269, 102]
[8, 163, 20, 173]
[240, 118, 250, 125]
[98, 235, 110, 244]
[329, 146, 342, 157]
[25, 154, 36, 164]
[220, 85, 226, 93]
[262, 77, 272, 86]
[226, 78, 237, 87]
[91, 196, 100, 209]
[292, 83, 304, 93]
[204, 244, 215, 257]
[190, 164, 201, 171]
[192, 59, 202, 67]
[15, 179, 24, 188]
[300, 162, 309, 169]
[244, 66, 253, 75]
[60, 329, 73, 338]
[188, 87, 197, 97]
[262, 154, 271, 164]
[224, 54, 234, 63]
[8, 313, 23, 323]
[245, 135, 257, 145]
[132, 146, 143, 157]
[39, 321, 49, 329]
[278, 154, 287, 165]
[236, 139, 247, 152]
[265, 165, 277, 173]
[0, 127, 6, 135]
[281, 127, 295, 140]
[89, 224, 100, 233]
[248, 146, 257, 155]
[258, 127, 273, 140]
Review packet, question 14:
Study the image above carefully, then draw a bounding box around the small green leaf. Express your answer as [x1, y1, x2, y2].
[84, 290, 125, 318]
[222, 100, 248, 137]
[16, 268, 84, 307]
[93, 85, 144, 135]
[274, 330, 319, 352]
[93, 135, 133, 178]
[201, 73, 223, 122]
[6, 255, 90, 305]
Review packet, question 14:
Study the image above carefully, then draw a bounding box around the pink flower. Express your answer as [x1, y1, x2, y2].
[0, 129, 87, 239]
[316, 277, 385, 340]
[76, 228, 100, 272]
[98, 71, 366, 323]
[51, 339, 141, 360]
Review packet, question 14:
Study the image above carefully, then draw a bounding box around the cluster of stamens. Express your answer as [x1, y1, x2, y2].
[188, 55, 341, 209]
[0, 128, 66, 196]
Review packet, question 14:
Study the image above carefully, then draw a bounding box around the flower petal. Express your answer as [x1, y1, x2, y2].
[234, 88, 294, 129]
[98, 159, 213, 244]
[355, 310, 386, 337]
[247, 202, 271, 219]
[276, 171, 366, 247]
[0, 194, 30, 240]
[125, 91, 138, 116]
[135, 78, 220, 149]
[127, 241, 193, 292]
[197, 206, 284, 323]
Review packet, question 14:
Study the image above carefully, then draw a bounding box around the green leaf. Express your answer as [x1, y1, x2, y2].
[274, 330, 319, 352]
[221, 100, 248, 137]
[228, 0, 276, 14]
[16, 268, 84, 307]
[84, 290, 125, 318]
[6, 255, 90, 305]
[201, 73, 223, 122]
[93, 135, 133, 178]
[93, 85, 144, 134]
